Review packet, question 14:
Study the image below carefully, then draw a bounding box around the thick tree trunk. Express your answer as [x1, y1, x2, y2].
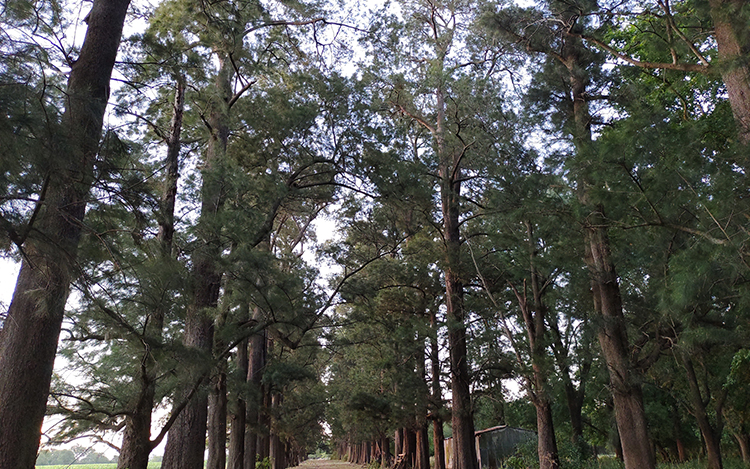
[587, 223, 655, 469]
[442, 172, 475, 469]
[160, 312, 215, 469]
[229, 398, 247, 469]
[563, 379, 584, 444]
[118, 400, 153, 469]
[406, 427, 417, 468]
[534, 400, 559, 469]
[271, 393, 285, 469]
[258, 384, 272, 462]
[708, 0, 750, 145]
[395, 428, 403, 458]
[0, 1, 131, 468]
[521, 222, 560, 469]
[118, 77, 185, 469]
[416, 423, 430, 469]
[415, 336, 431, 469]
[549, 312, 589, 451]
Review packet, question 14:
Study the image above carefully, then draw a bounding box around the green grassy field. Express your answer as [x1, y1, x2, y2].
[36, 464, 161, 469]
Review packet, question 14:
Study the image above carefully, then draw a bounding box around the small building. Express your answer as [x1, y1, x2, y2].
[444, 425, 536, 469]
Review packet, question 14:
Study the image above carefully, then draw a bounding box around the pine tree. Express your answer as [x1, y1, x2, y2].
[0, 1, 131, 467]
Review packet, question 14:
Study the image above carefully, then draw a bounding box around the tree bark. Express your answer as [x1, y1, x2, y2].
[587, 223, 655, 469]
[405, 428, 417, 468]
[380, 434, 392, 468]
[708, 0, 750, 145]
[438, 83, 476, 469]
[416, 423, 430, 469]
[118, 77, 185, 469]
[549, 311, 590, 451]
[0, 1, 131, 468]
[258, 379, 273, 462]
[534, 400, 559, 469]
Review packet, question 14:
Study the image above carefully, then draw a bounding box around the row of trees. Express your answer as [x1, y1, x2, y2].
[324, 2, 750, 469]
[1, 1, 750, 469]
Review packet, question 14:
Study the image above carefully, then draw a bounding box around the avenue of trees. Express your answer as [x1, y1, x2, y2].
[1, 1, 750, 469]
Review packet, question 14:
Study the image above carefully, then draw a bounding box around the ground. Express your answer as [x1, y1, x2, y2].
[294, 459, 364, 469]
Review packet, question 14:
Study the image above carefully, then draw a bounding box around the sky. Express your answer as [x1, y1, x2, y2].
[0, 258, 20, 312]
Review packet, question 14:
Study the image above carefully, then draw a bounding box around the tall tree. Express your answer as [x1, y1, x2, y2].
[362, 2, 519, 467]
[0, 1, 131, 467]
[485, 3, 657, 467]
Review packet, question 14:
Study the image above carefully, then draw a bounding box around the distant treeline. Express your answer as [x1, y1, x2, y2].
[36, 447, 113, 466]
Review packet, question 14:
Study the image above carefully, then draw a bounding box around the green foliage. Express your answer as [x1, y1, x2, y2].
[499, 439, 538, 469]
[256, 456, 272, 469]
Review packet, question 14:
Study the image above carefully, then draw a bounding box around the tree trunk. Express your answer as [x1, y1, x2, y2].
[380, 434, 392, 468]
[406, 428, 417, 468]
[271, 393, 285, 469]
[522, 221, 560, 469]
[708, 0, 750, 145]
[735, 433, 750, 464]
[160, 312, 215, 469]
[229, 398, 247, 469]
[681, 352, 724, 469]
[0, 1, 131, 468]
[162, 50, 232, 469]
[245, 310, 268, 469]
[208, 369, 228, 469]
[258, 384, 272, 462]
[416, 423, 430, 469]
[118, 77, 185, 469]
[534, 400, 560, 469]
[229, 325, 250, 469]
[430, 312, 446, 469]
[587, 223, 655, 469]
[395, 428, 403, 458]
[442, 166, 476, 469]
[549, 311, 589, 451]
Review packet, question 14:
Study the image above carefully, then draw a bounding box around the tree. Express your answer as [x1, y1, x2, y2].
[485, 3, 660, 466]
[360, 1, 522, 467]
[0, 1, 131, 467]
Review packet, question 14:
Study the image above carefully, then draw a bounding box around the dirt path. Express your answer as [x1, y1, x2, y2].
[293, 459, 364, 469]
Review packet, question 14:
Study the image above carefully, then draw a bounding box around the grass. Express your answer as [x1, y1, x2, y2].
[36, 464, 161, 469]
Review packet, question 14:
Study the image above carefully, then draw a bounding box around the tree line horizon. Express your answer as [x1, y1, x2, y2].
[1, 1, 750, 469]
